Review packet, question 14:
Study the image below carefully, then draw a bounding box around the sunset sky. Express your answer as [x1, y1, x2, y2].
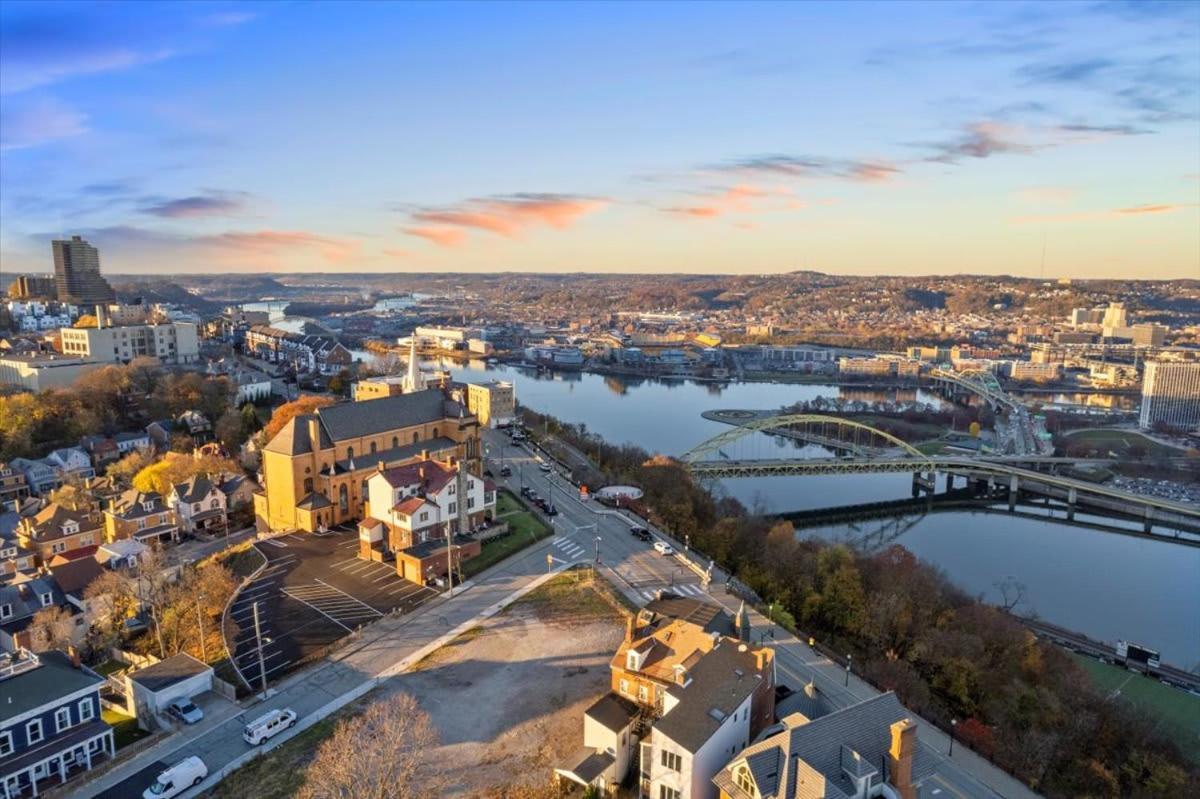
[1, 0, 1198, 278]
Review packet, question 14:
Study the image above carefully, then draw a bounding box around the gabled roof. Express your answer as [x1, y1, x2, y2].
[318, 389, 468, 443]
[393, 496, 430, 516]
[377, 459, 456, 494]
[296, 492, 331, 510]
[0, 651, 103, 725]
[108, 489, 167, 520]
[712, 692, 936, 799]
[653, 640, 766, 753]
[48, 556, 104, 596]
[172, 474, 217, 504]
[642, 595, 735, 636]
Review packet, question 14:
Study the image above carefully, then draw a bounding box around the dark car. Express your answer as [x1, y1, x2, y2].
[630, 526, 652, 542]
[500, 465, 512, 477]
[545, 504, 559, 516]
[520, 486, 532, 498]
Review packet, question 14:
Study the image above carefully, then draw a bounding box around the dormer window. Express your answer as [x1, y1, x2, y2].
[735, 765, 756, 795]
[61, 521, 79, 535]
[141, 501, 154, 512]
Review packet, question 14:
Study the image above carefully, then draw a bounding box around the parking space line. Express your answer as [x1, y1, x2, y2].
[373, 571, 398, 583]
[262, 539, 288, 548]
[278, 588, 353, 633]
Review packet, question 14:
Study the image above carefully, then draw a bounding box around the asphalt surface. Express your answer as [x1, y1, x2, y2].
[226, 528, 436, 689]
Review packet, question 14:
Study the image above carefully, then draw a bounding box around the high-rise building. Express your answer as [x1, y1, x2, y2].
[1139, 360, 1200, 430]
[6, 275, 57, 300]
[1102, 301, 1127, 329]
[53, 235, 115, 305]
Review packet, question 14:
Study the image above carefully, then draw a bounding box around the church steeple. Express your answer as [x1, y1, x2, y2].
[402, 336, 420, 393]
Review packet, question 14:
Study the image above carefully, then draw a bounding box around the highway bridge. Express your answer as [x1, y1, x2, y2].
[683, 413, 1200, 539]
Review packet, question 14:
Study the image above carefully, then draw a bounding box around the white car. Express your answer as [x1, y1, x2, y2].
[653, 541, 675, 556]
[243, 707, 298, 745]
[143, 755, 207, 798]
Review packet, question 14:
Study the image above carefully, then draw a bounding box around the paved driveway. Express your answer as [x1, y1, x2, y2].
[226, 527, 436, 689]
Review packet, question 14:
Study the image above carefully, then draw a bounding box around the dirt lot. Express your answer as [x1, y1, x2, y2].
[403, 573, 625, 795]
[207, 572, 626, 799]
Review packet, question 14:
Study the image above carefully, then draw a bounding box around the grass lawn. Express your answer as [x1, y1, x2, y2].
[514, 571, 624, 621]
[1072, 654, 1200, 761]
[92, 660, 124, 677]
[102, 708, 150, 749]
[1062, 428, 1182, 458]
[462, 494, 551, 579]
[201, 541, 267, 579]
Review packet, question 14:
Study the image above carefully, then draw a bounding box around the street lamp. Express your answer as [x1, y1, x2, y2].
[949, 719, 957, 757]
[844, 653, 852, 687]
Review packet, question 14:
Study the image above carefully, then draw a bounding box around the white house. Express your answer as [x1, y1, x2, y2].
[363, 458, 494, 550]
[167, 475, 227, 535]
[555, 693, 641, 795]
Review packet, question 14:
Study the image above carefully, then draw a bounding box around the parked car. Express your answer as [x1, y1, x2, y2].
[243, 708, 298, 746]
[500, 465, 512, 477]
[630, 526, 652, 542]
[143, 755, 207, 798]
[653, 541, 675, 556]
[520, 486, 532, 498]
[538, 462, 552, 473]
[545, 504, 559, 516]
[167, 698, 204, 725]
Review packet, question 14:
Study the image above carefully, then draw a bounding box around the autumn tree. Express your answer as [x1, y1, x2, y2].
[132, 452, 241, 496]
[107, 449, 155, 484]
[297, 693, 443, 799]
[27, 605, 77, 651]
[261, 395, 335, 442]
[84, 569, 142, 649]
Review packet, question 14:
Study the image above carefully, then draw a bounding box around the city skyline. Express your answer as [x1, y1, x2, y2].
[1, 0, 1198, 277]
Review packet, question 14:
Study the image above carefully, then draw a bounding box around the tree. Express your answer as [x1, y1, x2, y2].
[297, 693, 443, 799]
[27, 605, 77, 651]
[132, 452, 241, 496]
[84, 569, 141, 648]
[261, 395, 335, 442]
[73, 314, 99, 328]
[107, 449, 154, 483]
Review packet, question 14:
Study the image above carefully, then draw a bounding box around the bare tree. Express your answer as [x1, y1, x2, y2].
[28, 605, 77, 651]
[994, 576, 1027, 613]
[297, 693, 442, 799]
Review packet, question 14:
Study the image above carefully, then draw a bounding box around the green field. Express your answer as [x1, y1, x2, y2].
[102, 707, 150, 749]
[462, 490, 552, 578]
[1062, 428, 1182, 458]
[1072, 654, 1200, 761]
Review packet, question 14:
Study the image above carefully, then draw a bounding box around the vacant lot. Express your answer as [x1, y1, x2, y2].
[1061, 428, 1182, 458]
[206, 572, 625, 798]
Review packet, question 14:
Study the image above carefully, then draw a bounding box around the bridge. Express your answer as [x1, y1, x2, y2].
[682, 413, 1200, 539]
[926, 367, 1051, 455]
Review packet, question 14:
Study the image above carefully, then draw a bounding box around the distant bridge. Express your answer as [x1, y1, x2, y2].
[683, 413, 1200, 539]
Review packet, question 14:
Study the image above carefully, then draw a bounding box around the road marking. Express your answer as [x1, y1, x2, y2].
[285, 534, 304, 541]
[279, 588, 354, 633]
[262, 539, 288, 548]
[374, 571, 398, 583]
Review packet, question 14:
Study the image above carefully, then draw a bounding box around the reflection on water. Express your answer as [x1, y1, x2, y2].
[404, 358, 1194, 666]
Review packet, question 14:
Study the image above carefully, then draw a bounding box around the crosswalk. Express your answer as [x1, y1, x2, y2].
[550, 537, 587, 560]
[629, 582, 709, 602]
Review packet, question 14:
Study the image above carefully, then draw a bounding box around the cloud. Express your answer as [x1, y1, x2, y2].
[923, 121, 1034, 163]
[402, 226, 468, 248]
[1011, 203, 1199, 223]
[665, 185, 775, 219]
[404, 193, 607, 244]
[1057, 122, 1151, 136]
[1019, 58, 1115, 85]
[0, 96, 87, 150]
[709, 155, 901, 182]
[139, 191, 250, 218]
[37, 225, 359, 267]
[0, 45, 175, 95]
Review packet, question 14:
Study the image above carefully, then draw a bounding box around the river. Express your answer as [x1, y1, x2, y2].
[415, 358, 1200, 668]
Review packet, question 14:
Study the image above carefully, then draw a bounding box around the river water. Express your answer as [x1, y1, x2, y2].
[406, 358, 1198, 668]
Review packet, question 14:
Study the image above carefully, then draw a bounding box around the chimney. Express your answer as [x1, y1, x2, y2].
[888, 719, 918, 799]
[377, 461, 385, 474]
[67, 645, 81, 668]
[420, 449, 429, 461]
[625, 614, 636, 642]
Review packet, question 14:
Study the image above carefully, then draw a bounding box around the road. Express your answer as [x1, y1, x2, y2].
[73, 430, 1032, 799]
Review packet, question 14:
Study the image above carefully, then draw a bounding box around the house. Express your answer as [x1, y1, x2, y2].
[146, 419, 175, 451]
[78, 436, 119, 469]
[558, 598, 776, 799]
[176, 411, 212, 441]
[113, 431, 152, 455]
[8, 460, 59, 497]
[0, 578, 70, 652]
[0, 466, 30, 505]
[167, 475, 227, 536]
[256, 389, 482, 534]
[711, 693, 934, 799]
[555, 693, 643, 796]
[0, 649, 114, 797]
[124, 653, 214, 731]
[217, 473, 258, 510]
[15, 503, 104, 562]
[47, 557, 106, 623]
[103, 489, 181, 545]
[42, 448, 93, 483]
[96, 539, 148, 570]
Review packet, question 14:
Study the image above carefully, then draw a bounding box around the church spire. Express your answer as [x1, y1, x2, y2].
[403, 336, 420, 393]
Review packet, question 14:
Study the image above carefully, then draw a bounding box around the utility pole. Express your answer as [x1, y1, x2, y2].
[195, 593, 207, 662]
[253, 601, 268, 696]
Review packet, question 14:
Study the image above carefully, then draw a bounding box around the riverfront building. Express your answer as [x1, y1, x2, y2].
[1139, 360, 1200, 431]
[59, 321, 199, 365]
[255, 389, 482, 533]
[465, 380, 515, 428]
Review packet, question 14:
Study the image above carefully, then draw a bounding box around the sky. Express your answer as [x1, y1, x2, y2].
[1, 0, 1198, 279]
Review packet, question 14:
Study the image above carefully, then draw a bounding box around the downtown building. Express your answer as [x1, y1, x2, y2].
[52, 237, 114, 306]
[1139, 359, 1200, 431]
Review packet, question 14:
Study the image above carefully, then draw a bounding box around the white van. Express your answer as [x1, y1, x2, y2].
[143, 755, 207, 798]
[242, 707, 298, 745]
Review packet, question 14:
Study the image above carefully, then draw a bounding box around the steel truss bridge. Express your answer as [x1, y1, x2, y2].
[682, 414, 1200, 537]
[927, 367, 1019, 412]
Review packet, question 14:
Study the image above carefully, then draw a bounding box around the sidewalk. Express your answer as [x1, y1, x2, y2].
[70, 536, 565, 799]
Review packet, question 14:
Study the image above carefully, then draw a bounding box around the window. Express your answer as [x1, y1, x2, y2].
[27, 719, 43, 745]
[0, 731, 11, 757]
[448, 502, 456, 515]
[193, 503, 201, 512]
[210, 498, 220, 509]
[448, 484, 456, 495]
[658, 787, 680, 799]
[55, 707, 71, 733]
[52, 541, 67, 554]
[618, 678, 629, 695]
[392, 436, 399, 448]
[346, 447, 354, 459]
[370, 442, 377, 454]
[736, 767, 754, 793]
[467, 497, 475, 509]
[419, 512, 428, 522]
[660, 750, 682, 772]
[40, 592, 52, 607]
[0, 604, 10, 620]
[638, 684, 649, 703]
[303, 478, 314, 494]
[413, 432, 420, 443]
[137, 519, 146, 530]
[79, 699, 94, 722]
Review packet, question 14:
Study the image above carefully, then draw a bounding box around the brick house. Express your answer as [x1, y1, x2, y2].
[103, 490, 180, 545]
[15, 504, 104, 563]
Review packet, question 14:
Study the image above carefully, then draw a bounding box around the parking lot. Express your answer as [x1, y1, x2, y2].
[225, 526, 436, 689]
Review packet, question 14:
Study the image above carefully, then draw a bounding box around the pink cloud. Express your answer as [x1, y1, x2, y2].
[1115, 204, 1190, 215]
[202, 230, 358, 264]
[666, 185, 773, 219]
[403, 226, 468, 248]
[847, 162, 900, 182]
[406, 193, 607, 244]
[1012, 203, 1198, 224]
